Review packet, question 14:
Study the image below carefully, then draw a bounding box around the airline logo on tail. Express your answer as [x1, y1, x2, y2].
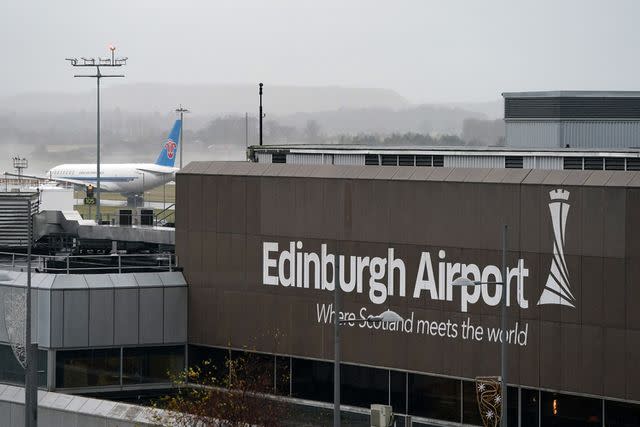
[155, 119, 182, 167]
[165, 139, 177, 159]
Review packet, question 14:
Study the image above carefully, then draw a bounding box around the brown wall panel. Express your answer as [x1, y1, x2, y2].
[177, 165, 638, 402]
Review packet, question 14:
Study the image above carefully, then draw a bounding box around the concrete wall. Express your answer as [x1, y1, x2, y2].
[0, 384, 162, 427]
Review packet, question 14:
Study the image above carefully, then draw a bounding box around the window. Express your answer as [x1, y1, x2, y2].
[584, 157, 604, 170]
[188, 344, 231, 380]
[341, 364, 389, 409]
[433, 155, 444, 167]
[291, 358, 333, 403]
[0, 344, 45, 386]
[381, 155, 398, 166]
[390, 371, 407, 415]
[56, 348, 120, 388]
[541, 391, 601, 427]
[505, 156, 524, 168]
[122, 346, 184, 384]
[416, 155, 432, 167]
[563, 157, 583, 170]
[398, 155, 415, 166]
[626, 158, 640, 171]
[605, 158, 625, 171]
[365, 154, 380, 165]
[606, 400, 640, 427]
[408, 373, 461, 422]
[462, 380, 483, 425]
[272, 153, 286, 163]
[276, 356, 291, 395]
[521, 388, 540, 427]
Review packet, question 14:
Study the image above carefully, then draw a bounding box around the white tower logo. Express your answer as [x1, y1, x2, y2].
[537, 189, 576, 308]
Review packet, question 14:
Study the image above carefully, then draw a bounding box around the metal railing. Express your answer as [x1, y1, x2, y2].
[155, 204, 175, 226]
[0, 251, 178, 275]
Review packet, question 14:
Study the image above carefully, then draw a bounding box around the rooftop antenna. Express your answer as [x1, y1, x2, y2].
[66, 45, 127, 223]
[259, 83, 265, 146]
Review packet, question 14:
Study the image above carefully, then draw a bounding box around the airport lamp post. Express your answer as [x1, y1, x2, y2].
[175, 105, 190, 170]
[451, 224, 508, 427]
[333, 260, 403, 427]
[259, 83, 264, 146]
[24, 198, 35, 427]
[66, 46, 127, 222]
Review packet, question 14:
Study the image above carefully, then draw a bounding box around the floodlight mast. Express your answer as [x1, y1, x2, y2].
[66, 46, 126, 222]
[175, 105, 190, 170]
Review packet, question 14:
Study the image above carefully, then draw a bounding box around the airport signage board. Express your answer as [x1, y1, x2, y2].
[177, 166, 637, 400]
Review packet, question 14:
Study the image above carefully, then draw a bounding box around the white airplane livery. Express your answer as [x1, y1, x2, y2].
[28, 119, 182, 197]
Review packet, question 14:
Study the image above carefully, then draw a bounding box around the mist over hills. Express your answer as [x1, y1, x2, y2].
[0, 83, 503, 173]
[0, 83, 411, 115]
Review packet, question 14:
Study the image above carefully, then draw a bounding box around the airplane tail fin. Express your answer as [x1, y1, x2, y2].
[155, 119, 182, 167]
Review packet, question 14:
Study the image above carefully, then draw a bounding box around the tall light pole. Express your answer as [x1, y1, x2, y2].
[259, 83, 264, 146]
[451, 224, 508, 426]
[333, 258, 404, 427]
[175, 105, 189, 170]
[66, 46, 127, 222]
[24, 197, 35, 427]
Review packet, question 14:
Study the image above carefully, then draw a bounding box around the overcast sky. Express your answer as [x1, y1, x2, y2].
[1, 0, 639, 104]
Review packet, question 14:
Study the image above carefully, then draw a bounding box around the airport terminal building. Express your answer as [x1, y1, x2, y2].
[177, 161, 640, 426]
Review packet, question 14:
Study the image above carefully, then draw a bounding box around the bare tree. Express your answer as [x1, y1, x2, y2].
[155, 352, 287, 427]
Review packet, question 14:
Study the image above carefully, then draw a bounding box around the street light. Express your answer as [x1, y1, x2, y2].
[175, 105, 190, 170]
[66, 46, 127, 222]
[333, 260, 403, 427]
[451, 224, 508, 427]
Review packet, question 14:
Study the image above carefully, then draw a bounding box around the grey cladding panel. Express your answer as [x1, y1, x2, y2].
[89, 289, 114, 347]
[63, 290, 89, 347]
[36, 289, 50, 348]
[0, 288, 8, 343]
[50, 291, 64, 348]
[139, 288, 163, 344]
[164, 287, 187, 343]
[114, 289, 139, 345]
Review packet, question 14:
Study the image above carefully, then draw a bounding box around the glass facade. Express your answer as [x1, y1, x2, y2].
[55, 345, 184, 389]
[188, 345, 640, 427]
[122, 346, 184, 384]
[408, 373, 460, 422]
[0, 344, 47, 387]
[56, 348, 120, 388]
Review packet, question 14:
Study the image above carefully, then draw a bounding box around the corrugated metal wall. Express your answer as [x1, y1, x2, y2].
[444, 155, 505, 168]
[507, 120, 640, 149]
[333, 154, 365, 165]
[287, 154, 324, 164]
[562, 121, 640, 149]
[505, 121, 561, 148]
[256, 152, 272, 163]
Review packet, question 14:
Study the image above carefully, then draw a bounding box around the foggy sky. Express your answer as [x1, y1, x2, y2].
[1, 0, 639, 104]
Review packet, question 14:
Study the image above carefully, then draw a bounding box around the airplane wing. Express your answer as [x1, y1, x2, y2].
[3, 171, 90, 187]
[136, 167, 176, 175]
[4, 172, 120, 192]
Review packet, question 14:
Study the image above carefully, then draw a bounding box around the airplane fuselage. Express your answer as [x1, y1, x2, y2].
[47, 163, 178, 195]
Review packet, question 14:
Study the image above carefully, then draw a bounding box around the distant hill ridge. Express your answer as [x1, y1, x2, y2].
[1, 83, 410, 115]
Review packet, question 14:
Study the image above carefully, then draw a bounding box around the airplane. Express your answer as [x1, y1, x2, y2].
[7, 119, 182, 204]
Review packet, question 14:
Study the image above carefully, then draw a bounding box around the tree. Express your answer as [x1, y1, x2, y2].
[154, 352, 287, 427]
[303, 120, 322, 143]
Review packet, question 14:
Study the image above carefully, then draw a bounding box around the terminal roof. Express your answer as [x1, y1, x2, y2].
[179, 161, 640, 188]
[502, 90, 640, 98]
